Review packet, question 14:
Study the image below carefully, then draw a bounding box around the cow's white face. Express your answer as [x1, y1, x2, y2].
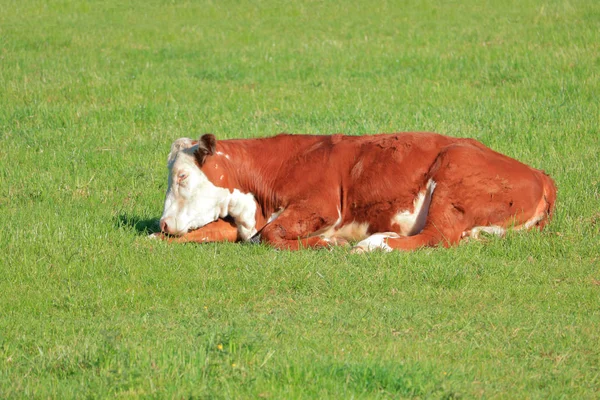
[159, 139, 230, 236]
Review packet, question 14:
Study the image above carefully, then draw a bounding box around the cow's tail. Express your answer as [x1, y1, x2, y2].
[539, 171, 557, 228]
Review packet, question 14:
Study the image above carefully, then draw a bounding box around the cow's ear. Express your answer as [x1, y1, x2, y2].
[194, 133, 216, 165]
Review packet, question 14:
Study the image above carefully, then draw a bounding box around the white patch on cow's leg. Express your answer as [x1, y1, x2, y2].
[516, 191, 551, 230]
[462, 225, 506, 240]
[392, 179, 436, 236]
[226, 189, 258, 241]
[267, 207, 285, 223]
[351, 232, 400, 253]
[314, 207, 343, 238]
[321, 235, 350, 247]
[520, 213, 545, 230]
[316, 209, 371, 244]
[332, 221, 370, 242]
[510, 193, 549, 232]
[315, 208, 349, 247]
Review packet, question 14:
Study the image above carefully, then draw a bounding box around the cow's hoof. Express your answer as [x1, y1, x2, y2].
[248, 234, 261, 244]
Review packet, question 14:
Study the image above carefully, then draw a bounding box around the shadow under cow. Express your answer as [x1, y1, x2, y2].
[117, 214, 161, 235]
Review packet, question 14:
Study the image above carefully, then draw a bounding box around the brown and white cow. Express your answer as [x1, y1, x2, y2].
[156, 133, 556, 252]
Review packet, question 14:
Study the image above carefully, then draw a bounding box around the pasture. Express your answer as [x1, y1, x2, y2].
[1, 0, 599, 397]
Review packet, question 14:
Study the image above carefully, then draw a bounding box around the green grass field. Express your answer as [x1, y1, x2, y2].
[1, 0, 599, 397]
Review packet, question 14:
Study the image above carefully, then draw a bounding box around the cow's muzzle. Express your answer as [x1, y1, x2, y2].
[159, 217, 178, 235]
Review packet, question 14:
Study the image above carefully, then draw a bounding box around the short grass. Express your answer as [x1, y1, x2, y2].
[1, 0, 599, 398]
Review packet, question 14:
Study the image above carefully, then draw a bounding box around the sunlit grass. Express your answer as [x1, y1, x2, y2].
[1, 0, 599, 397]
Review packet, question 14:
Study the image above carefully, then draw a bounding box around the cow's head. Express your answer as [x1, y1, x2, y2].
[159, 134, 231, 236]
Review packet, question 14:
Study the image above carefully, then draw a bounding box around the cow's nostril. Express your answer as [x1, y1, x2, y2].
[160, 220, 168, 233]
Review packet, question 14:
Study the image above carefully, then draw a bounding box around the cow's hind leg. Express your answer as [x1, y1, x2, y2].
[351, 201, 467, 253]
[352, 142, 553, 253]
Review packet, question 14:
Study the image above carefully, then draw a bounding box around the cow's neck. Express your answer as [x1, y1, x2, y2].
[214, 138, 284, 233]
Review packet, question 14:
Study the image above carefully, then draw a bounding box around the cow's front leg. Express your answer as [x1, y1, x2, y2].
[151, 218, 239, 244]
[259, 205, 342, 250]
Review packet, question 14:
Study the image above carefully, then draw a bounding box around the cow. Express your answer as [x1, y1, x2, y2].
[155, 132, 556, 252]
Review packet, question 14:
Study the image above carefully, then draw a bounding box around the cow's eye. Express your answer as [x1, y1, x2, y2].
[178, 173, 188, 182]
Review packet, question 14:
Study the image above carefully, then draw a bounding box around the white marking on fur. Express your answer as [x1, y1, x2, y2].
[267, 208, 285, 223]
[331, 221, 370, 241]
[216, 151, 230, 160]
[352, 232, 400, 253]
[392, 179, 436, 236]
[521, 213, 544, 230]
[315, 207, 343, 238]
[462, 225, 506, 239]
[312, 208, 371, 242]
[516, 192, 550, 231]
[227, 189, 257, 240]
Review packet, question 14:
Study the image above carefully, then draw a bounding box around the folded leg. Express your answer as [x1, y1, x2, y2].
[151, 218, 239, 243]
[353, 142, 551, 253]
[259, 204, 342, 250]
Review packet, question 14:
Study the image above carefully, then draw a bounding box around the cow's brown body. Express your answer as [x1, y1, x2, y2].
[159, 133, 556, 252]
